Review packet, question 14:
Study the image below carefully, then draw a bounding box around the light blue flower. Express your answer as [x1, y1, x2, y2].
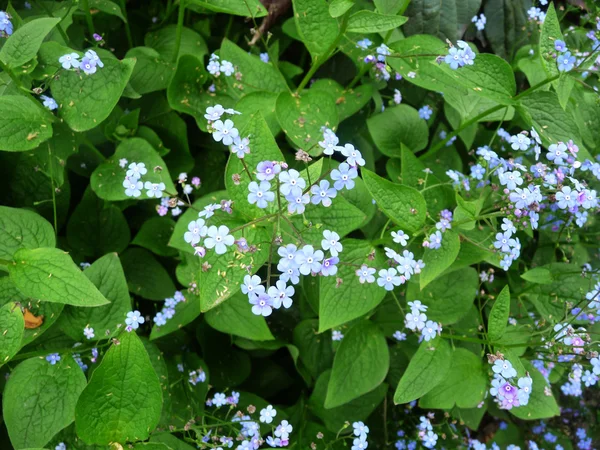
[59, 52, 81, 69]
[184, 218, 207, 245]
[421, 320, 439, 341]
[557, 51, 575, 72]
[356, 38, 372, 50]
[279, 169, 306, 196]
[321, 229, 342, 256]
[125, 310, 145, 330]
[204, 225, 235, 255]
[268, 280, 294, 309]
[123, 178, 143, 197]
[212, 119, 239, 146]
[428, 230, 442, 250]
[249, 292, 274, 317]
[555, 186, 576, 209]
[331, 163, 357, 190]
[144, 181, 165, 198]
[492, 359, 517, 378]
[377, 268, 401, 291]
[247, 180, 274, 209]
[46, 353, 61, 365]
[85, 49, 104, 68]
[418, 105, 433, 120]
[340, 143, 365, 167]
[355, 264, 376, 283]
[286, 192, 310, 214]
[311, 180, 337, 207]
[296, 245, 324, 275]
[510, 134, 531, 151]
[320, 256, 339, 276]
[230, 136, 250, 158]
[259, 405, 277, 423]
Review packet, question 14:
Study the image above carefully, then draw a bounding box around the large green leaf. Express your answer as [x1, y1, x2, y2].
[419, 348, 487, 409]
[3, 355, 87, 449]
[145, 25, 208, 62]
[483, 0, 532, 60]
[394, 337, 451, 404]
[276, 90, 339, 154]
[325, 321, 389, 408]
[367, 105, 429, 155]
[66, 187, 130, 258]
[310, 79, 374, 122]
[58, 253, 131, 340]
[362, 168, 426, 232]
[121, 248, 175, 301]
[487, 285, 510, 342]
[8, 248, 110, 307]
[0, 96, 54, 152]
[347, 11, 408, 33]
[403, 0, 481, 42]
[292, 0, 339, 61]
[51, 57, 135, 132]
[90, 137, 176, 201]
[407, 267, 478, 325]
[132, 217, 178, 257]
[293, 319, 333, 378]
[233, 91, 281, 135]
[188, 0, 267, 17]
[319, 239, 386, 331]
[166, 54, 209, 127]
[0, 206, 55, 259]
[0, 302, 24, 366]
[0, 17, 60, 68]
[205, 292, 274, 341]
[75, 332, 163, 444]
[125, 47, 175, 94]
[419, 230, 461, 289]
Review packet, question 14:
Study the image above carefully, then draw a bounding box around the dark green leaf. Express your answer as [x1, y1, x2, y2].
[293, 0, 339, 61]
[121, 248, 175, 301]
[0, 206, 55, 259]
[488, 285, 510, 342]
[419, 230, 461, 289]
[293, 319, 333, 378]
[367, 105, 429, 155]
[0, 96, 54, 152]
[132, 217, 178, 257]
[347, 11, 407, 33]
[0, 17, 60, 68]
[0, 302, 24, 366]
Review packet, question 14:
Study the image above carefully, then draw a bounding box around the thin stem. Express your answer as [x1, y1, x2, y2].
[80, 0, 96, 37]
[172, 0, 186, 63]
[119, 0, 134, 48]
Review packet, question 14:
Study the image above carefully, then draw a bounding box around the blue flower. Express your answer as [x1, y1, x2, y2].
[204, 225, 235, 255]
[80, 56, 97, 75]
[311, 180, 337, 207]
[0, 11, 14, 36]
[277, 244, 298, 269]
[331, 163, 358, 190]
[85, 49, 104, 68]
[422, 431, 438, 449]
[492, 359, 517, 378]
[376, 43, 391, 62]
[268, 280, 294, 309]
[470, 164, 485, 180]
[356, 38, 372, 49]
[144, 181, 165, 198]
[212, 119, 239, 146]
[153, 312, 167, 326]
[259, 52, 269, 63]
[230, 136, 250, 158]
[391, 230, 409, 246]
[377, 268, 402, 291]
[510, 133, 531, 151]
[123, 178, 143, 197]
[393, 331, 407, 341]
[353, 421, 369, 440]
[279, 169, 306, 197]
[256, 160, 281, 181]
[499, 170, 523, 190]
[554, 39, 567, 52]
[219, 60, 234, 76]
[457, 40, 476, 65]
[204, 104, 224, 121]
[494, 231, 515, 252]
[207, 58, 220, 75]
[355, 264, 376, 283]
[278, 265, 300, 285]
[444, 47, 464, 70]
[125, 310, 145, 330]
[46, 353, 61, 365]
[242, 274, 263, 295]
[421, 320, 439, 341]
[247, 181, 274, 209]
[59, 52, 81, 69]
[332, 330, 344, 341]
[319, 128, 339, 155]
[557, 51, 575, 71]
[286, 192, 310, 214]
[259, 405, 277, 423]
[427, 230, 442, 249]
[126, 162, 147, 179]
[418, 105, 433, 120]
[351, 436, 368, 450]
[340, 143, 365, 167]
[184, 218, 207, 245]
[249, 292, 274, 316]
[321, 230, 342, 256]
[296, 245, 324, 275]
[320, 256, 339, 276]
[555, 186, 576, 209]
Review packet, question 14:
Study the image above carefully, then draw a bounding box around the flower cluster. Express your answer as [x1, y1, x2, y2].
[423, 210, 453, 250]
[152, 290, 186, 327]
[0, 11, 13, 37]
[554, 39, 577, 72]
[205, 104, 247, 152]
[350, 421, 369, 450]
[488, 357, 532, 410]
[471, 14, 486, 31]
[58, 49, 104, 75]
[188, 368, 207, 385]
[206, 53, 235, 77]
[122, 161, 165, 199]
[403, 301, 441, 342]
[355, 40, 400, 81]
[443, 40, 476, 70]
[527, 6, 547, 23]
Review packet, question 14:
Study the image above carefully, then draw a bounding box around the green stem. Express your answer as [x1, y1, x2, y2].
[172, 0, 186, 63]
[119, 0, 134, 48]
[80, 0, 96, 37]
[296, 16, 349, 93]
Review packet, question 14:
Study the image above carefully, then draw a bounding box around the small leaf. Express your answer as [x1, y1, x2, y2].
[347, 11, 407, 33]
[329, 0, 354, 17]
[88, 0, 127, 21]
[0, 302, 24, 366]
[4, 355, 87, 449]
[0, 96, 54, 152]
[367, 105, 429, 156]
[394, 337, 452, 404]
[8, 248, 110, 307]
[362, 168, 427, 232]
[538, 2, 561, 80]
[419, 230, 461, 289]
[488, 285, 510, 342]
[520, 267, 553, 284]
[0, 17, 60, 68]
[75, 332, 163, 444]
[325, 321, 389, 408]
[0, 206, 55, 259]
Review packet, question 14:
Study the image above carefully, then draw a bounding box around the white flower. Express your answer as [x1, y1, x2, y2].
[259, 405, 277, 424]
[144, 181, 166, 198]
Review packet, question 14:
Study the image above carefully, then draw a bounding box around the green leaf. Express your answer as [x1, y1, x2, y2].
[483, 0, 531, 60]
[362, 168, 427, 232]
[234, 91, 281, 135]
[293, 319, 333, 378]
[51, 56, 135, 132]
[166, 54, 209, 126]
[488, 285, 510, 342]
[188, 0, 267, 17]
[520, 267, 553, 284]
[8, 248, 110, 307]
[319, 239, 386, 331]
[225, 112, 285, 219]
[311, 79, 374, 122]
[220, 39, 287, 96]
[151, 433, 196, 450]
[121, 248, 176, 301]
[75, 332, 163, 445]
[419, 230, 461, 289]
[329, 0, 354, 17]
[205, 292, 274, 341]
[374, 0, 408, 14]
[403, 0, 481, 42]
[325, 321, 389, 408]
[66, 187, 130, 258]
[407, 267, 478, 325]
[3, 355, 87, 449]
[437, 54, 516, 105]
[309, 370, 387, 432]
[90, 137, 176, 201]
[88, 0, 126, 21]
[58, 253, 131, 341]
[0, 17, 60, 68]
[538, 2, 561, 79]
[0, 302, 24, 366]
[132, 217, 178, 257]
[0, 206, 55, 259]
[0, 95, 54, 152]
[393, 337, 452, 404]
[347, 11, 407, 33]
[419, 348, 487, 409]
[150, 290, 201, 340]
[145, 25, 208, 62]
[125, 47, 175, 94]
[293, 0, 339, 61]
[276, 90, 339, 154]
[367, 105, 429, 155]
